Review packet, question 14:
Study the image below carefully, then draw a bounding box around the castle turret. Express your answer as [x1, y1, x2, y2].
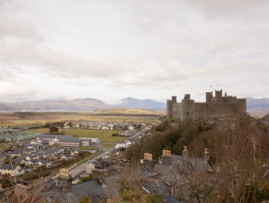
[215, 89, 222, 99]
[206, 92, 213, 103]
[167, 100, 172, 118]
[167, 96, 178, 118]
[181, 94, 195, 121]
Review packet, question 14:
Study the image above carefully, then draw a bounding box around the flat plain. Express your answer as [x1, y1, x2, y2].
[26, 128, 125, 143]
[0, 109, 162, 127]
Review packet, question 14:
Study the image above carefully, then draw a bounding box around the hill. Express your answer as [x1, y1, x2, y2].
[0, 97, 268, 114]
[247, 97, 269, 117]
[0, 98, 111, 112]
[94, 108, 165, 115]
[117, 97, 166, 110]
[0, 97, 166, 112]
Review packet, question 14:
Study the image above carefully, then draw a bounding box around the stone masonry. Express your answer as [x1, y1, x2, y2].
[167, 90, 246, 122]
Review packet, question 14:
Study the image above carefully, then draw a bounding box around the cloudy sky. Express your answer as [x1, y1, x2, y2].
[0, 0, 268, 104]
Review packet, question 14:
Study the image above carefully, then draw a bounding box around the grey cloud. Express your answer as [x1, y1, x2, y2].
[183, 0, 269, 21]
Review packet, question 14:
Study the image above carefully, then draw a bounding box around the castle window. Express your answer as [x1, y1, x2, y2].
[187, 112, 189, 116]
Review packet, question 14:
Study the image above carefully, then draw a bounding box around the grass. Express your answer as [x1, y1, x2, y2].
[0, 112, 157, 127]
[102, 143, 115, 148]
[0, 142, 5, 150]
[26, 128, 126, 143]
[79, 146, 96, 150]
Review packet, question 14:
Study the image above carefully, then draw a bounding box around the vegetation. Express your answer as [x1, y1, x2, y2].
[79, 174, 93, 183]
[124, 114, 269, 202]
[78, 196, 92, 203]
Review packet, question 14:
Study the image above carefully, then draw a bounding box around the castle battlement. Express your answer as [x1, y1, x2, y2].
[167, 90, 246, 122]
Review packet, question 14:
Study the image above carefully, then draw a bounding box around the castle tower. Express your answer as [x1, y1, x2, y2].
[167, 100, 172, 118]
[206, 92, 213, 103]
[181, 94, 195, 121]
[215, 89, 222, 100]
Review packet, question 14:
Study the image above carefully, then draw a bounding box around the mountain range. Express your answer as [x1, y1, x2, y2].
[0, 97, 269, 116]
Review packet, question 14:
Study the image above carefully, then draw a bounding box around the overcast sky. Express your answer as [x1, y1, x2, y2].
[0, 0, 268, 104]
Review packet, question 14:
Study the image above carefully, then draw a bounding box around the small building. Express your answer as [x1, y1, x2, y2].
[88, 138, 101, 144]
[79, 138, 92, 146]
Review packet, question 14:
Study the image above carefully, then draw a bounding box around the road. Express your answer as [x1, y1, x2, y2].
[68, 121, 158, 179]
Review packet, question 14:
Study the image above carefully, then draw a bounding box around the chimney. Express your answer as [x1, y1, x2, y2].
[144, 153, 152, 160]
[162, 150, 171, 157]
[204, 148, 209, 162]
[182, 146, 189, 159]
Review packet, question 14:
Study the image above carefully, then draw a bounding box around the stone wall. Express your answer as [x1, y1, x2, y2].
[167, 90, 246, 122]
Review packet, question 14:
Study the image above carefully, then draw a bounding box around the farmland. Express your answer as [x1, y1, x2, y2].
[26, 128, 125, 143]
[0, 111, 160, 127]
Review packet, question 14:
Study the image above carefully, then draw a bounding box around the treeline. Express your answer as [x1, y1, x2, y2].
[125, 113, 269, 164]
[124, 119, 211, 163]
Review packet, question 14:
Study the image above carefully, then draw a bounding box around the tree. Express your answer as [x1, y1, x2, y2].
[78, 196, 92, 203]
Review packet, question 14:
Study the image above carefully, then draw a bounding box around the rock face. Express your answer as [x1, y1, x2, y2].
[167, 90, 246, 122]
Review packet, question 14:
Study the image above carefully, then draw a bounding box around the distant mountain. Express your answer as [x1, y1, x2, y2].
[1, 97, 267, 114]
[247, 97, 269, 117]
[117, 97, 166, 110]
[0, 98, 111, 112]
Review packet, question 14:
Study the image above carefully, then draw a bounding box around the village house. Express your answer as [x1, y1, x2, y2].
[0, 164, 21, 176]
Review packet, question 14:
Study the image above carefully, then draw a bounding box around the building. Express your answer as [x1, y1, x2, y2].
[58, 137, 81, 147]
[88, 138, 101, 144]
[37, 135, 81, 147]
[79, 138, 92, 146]
[0, 164, 21, 176]
[167, 90, 246, 122]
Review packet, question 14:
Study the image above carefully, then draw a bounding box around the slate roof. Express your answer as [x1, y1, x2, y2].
[12, 158, 23, 164]
[164, 196, 183, 203]
[0, 164, 15, 170]
[58, 137, 81, 143]
[38, 135, 74, 139]
[142, 180, 170, 196]
[69, 179, 106, 203]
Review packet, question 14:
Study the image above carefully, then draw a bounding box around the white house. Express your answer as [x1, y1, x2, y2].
[49, 138, 59, 146]
[115, 141, 132, 149]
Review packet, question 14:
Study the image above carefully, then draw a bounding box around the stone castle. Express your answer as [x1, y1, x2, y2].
[167, 90, 246, 122]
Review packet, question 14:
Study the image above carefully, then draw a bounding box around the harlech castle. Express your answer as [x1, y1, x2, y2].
[167, 90, 246, 122]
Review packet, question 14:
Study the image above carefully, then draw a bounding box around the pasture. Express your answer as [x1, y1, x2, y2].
[26, 128, 126, 143]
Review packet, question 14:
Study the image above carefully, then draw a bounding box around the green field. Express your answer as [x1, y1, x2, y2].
[0, 143, 5, 150]
[26, 128, 125, 143]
